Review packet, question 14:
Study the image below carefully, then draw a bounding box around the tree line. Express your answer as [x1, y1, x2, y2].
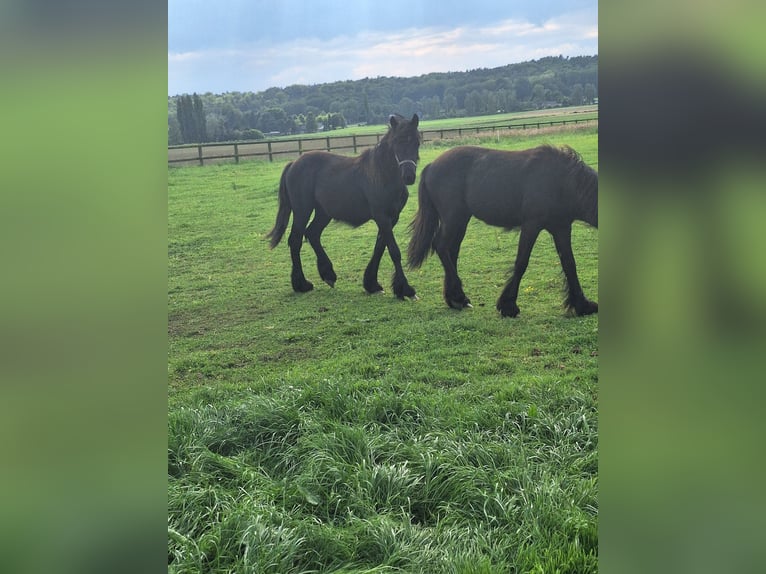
[168, 55, 597, 145]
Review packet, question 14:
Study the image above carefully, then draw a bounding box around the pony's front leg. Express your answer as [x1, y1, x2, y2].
[551, 224, 598, 316]
[496, 224, 541, 317]
[376, 220, 416, 300]
[363, 232, 386, 294]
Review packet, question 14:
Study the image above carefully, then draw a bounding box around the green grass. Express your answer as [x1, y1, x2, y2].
[257, 105, 599, 141]
[169, 125, 598, 573]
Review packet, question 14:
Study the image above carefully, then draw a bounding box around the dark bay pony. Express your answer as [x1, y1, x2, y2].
[267, 114, 420, 298]
[408, 144, 598, 317]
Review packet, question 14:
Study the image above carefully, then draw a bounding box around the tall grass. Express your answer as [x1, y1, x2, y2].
[169, 125, 598, 573]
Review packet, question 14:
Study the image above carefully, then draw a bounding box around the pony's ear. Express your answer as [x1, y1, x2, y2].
[411, 114, 419, 128]
[389, 115, 399, 128]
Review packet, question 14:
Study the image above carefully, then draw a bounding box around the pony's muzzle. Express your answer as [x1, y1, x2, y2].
[397, 158, 418, 185]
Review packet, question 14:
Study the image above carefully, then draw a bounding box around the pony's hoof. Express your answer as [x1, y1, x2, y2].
[576, 300, 598, 316]
[364, 282, 384, 294]
[320, 270, 337, 288]
[292, 280, 314, 293]
[394, 285, 416, 300]
[409, 294, 420, 302]
[446, 293, 471, 310]
[497, 301, 520, 317]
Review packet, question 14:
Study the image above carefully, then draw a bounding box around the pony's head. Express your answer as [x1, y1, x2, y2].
[387, 113, 421, 185]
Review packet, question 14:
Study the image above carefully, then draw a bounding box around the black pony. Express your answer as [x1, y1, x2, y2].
[408, 144, 598, 317]
[267, 114, 420, 298]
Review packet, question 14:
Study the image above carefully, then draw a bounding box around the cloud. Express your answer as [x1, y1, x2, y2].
[168, 14, 597, 94]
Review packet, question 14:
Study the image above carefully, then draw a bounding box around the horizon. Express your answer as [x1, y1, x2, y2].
[168, 53, 599, 98]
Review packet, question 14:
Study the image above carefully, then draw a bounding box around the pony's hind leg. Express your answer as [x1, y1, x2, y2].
[305, 208, 337, 287]
[363, 232, 386, 294]
[434, 217, 471, 309]
[496, 224, 541, 317]
[550, 224, 598, 316]
[287, 211, 314, 292]
[375, 218, 416, 299]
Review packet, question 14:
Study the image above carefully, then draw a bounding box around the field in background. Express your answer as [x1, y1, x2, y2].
[168, 105, 598, 166]
[168, 125, 598, 573]
[280, 104, 598, 139]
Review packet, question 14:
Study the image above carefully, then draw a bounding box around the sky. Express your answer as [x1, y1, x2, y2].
[168, 0, 597, 96]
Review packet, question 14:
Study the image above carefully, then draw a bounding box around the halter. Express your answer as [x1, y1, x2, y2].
[395, 154, 418, 169]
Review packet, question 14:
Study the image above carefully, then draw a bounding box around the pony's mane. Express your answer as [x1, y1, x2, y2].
[545, 144, 598, 225]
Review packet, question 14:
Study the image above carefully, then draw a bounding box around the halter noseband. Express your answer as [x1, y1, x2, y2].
[395, 154, 418, 169]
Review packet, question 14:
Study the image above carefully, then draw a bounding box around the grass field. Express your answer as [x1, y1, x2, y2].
[167, 105, 598, 145]
[168, 125, 599, 573]
[299, 105, 599, 139]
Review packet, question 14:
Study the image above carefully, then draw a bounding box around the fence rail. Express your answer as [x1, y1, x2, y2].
[168, 116, 597, 167]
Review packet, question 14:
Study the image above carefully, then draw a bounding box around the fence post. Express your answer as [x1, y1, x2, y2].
[298, 139, 303, 156]
[234, 143, 239, 164]
[353, 135, 357, 154]
[326, 136, 331, 152]
[268, 141, 273, 162]
[197, 144, 203, 166]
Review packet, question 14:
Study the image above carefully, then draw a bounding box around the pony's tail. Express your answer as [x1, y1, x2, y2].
[407, 165, 439, 269]
[266, 162, 293, 249]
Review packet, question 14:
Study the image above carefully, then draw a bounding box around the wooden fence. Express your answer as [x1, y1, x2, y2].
[168, 116, 597, 167]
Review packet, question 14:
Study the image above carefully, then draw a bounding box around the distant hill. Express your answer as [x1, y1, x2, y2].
[168, 54, 597, 144]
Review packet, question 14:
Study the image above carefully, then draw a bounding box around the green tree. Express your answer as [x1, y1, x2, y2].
[175, 93, 208, 143]
[583, 83, 597, 104]
[205, 113, 225, 141]
[256, 107, 290, 133]
[192, 93, 207, 142]
[363, 92, 371, 124]
[514, 77, 532, 102]
[175, 95, 194, 143]
[305, 111, 318, 133]
[397, 97, 415, 118]
[168, 115, 182, 145]
[571, 84, 584, 105]
[443, 93, 458, 116]
[326, 112, 346, 130]
[531, 83, 546, 105]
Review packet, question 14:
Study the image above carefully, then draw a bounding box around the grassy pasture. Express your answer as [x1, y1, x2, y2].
[168, 125, 598, 573]
[262, 105, 599, 141]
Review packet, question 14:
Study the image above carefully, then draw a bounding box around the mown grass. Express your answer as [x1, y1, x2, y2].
[169, 125, 598, 573]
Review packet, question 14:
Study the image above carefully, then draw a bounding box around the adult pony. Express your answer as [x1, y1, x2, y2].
[267, 114, 420, 299]
[408, 144, 598, 317]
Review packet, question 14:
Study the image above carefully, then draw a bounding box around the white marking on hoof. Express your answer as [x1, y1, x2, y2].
[465, 302, 473, 309]
[410, 294, 420, 301]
